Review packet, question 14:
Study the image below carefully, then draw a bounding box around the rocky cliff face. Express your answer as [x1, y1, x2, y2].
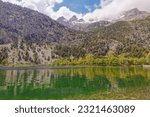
[0, 1, 88, 45]
[0, 41, 54, 64]
[0, 0, 87, 64]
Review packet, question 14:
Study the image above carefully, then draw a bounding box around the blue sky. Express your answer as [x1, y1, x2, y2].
[54, 0, 101, 14]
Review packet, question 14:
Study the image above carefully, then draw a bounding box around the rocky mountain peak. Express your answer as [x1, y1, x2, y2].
[69, 15, 78, 22]
[57, 16, 67, 22]
[118, 8, 150, 21]
[124, 8, 142, 17]
[78, 18, 84, 22]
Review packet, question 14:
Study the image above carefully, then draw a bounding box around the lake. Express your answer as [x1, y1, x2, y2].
[0, 66, 150, 100]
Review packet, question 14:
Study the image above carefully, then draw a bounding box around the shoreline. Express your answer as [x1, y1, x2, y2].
[0, 65, 143, 70]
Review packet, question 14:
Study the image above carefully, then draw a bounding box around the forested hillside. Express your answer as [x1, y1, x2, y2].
[0, 0, 150, 65]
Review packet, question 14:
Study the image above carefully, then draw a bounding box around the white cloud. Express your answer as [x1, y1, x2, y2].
[2, 0, 79, 20]
[49, 6, 82, 20]
[2, 0, 150, 22]
[47, 0, 63, 5]
[84, 0, 150, 21]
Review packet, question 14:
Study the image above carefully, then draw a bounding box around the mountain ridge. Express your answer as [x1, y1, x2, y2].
[0, 0, 150, 65]
[118, 8, 150, 21]
[0, 0, 88, 64]
[56, 8, 150, 31]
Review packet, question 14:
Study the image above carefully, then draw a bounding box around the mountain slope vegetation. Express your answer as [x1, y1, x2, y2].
[0, 0, 88, 64]
[0, 0, 150, 65]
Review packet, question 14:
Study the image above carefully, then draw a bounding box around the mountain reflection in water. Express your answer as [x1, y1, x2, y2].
[0, 66, 150, 99]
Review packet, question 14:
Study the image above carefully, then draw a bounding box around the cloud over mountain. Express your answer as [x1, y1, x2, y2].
[84, 0, 150, 21]
[2, 0, 82, 20]
[2, 0, 150, 21]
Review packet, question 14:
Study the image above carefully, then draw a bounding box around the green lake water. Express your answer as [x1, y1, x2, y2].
[0, 66, 150, 100]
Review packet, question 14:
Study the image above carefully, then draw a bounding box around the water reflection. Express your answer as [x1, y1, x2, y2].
[0, 66, 150, 99]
